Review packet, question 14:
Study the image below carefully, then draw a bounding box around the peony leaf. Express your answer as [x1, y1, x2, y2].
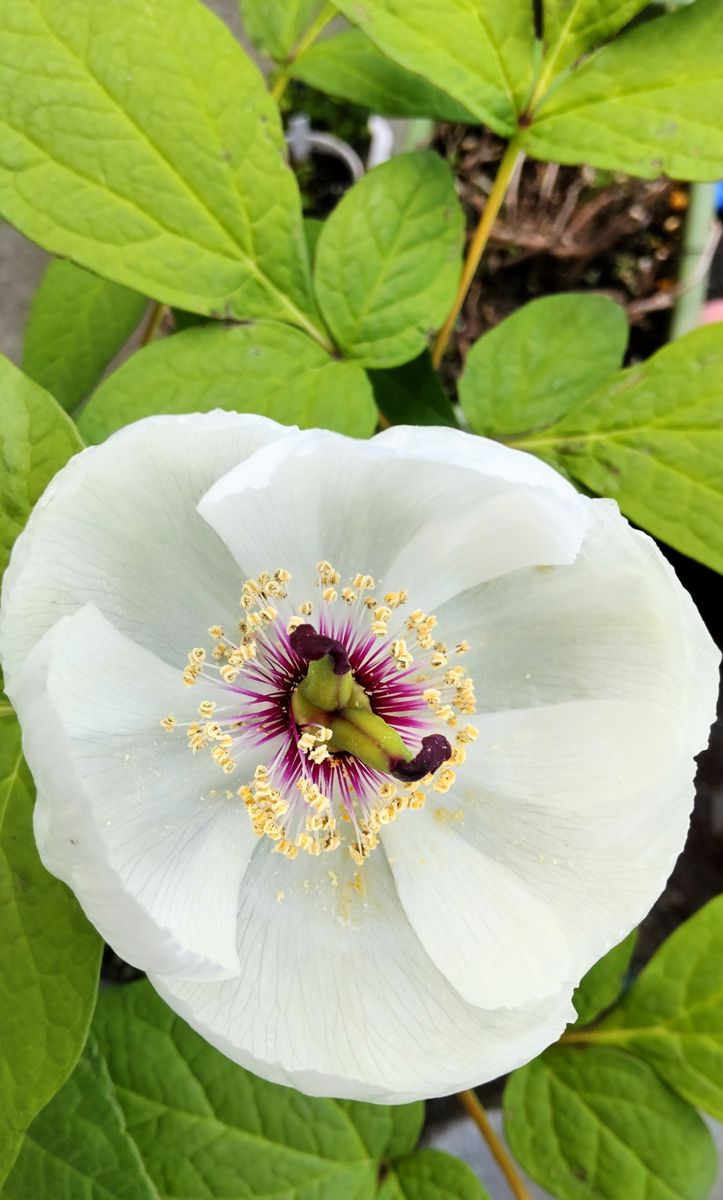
[22, 260, 148, 413]
[4, 1038, 158, 1200]
[77, 321, 377, 442]
[458, 294, 628, 441]
[0, 361, 101, 1183]
[378, 1149, 492, 1200]
[540, 0, 650, 83]
[0, 355, 83, 584]
[290, 28, 476, 121]
[507, 325, 723, 574]
[524, 0, 723, 180]
[0, 713, 102, 1186]
[572, 930, 637, 1027]
[330, 0, 535, 135]
[0, 0, 324, 339]
[337, 1100, 424, 1162]
[504, 1045, 716, 1200]
[238, 0, 325, 63]
[304, 218, 324, 266]
[314, 152, 464, 367]
[369, 352, 458, 427]
[597, 896, 723, 1121]
[90, 979, 423, 1199]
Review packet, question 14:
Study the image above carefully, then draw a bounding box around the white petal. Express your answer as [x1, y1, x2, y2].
[150, 844, 575, 1103]
[198, 428, 588, 611]
[452, 696, 711, 985]
[375, 424, 576, 499]
[16, 604, 258, 980]
[0, 412, 290, 695]
[381, 808, 574, 1009]
[439, 499, 719, 737]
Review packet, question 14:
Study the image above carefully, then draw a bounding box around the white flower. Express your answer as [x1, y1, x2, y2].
[0, 413, 717, 1103]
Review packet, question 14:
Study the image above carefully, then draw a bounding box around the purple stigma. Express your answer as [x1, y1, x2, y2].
[392, 734, 452, 782]
[289, 624, 352, 676]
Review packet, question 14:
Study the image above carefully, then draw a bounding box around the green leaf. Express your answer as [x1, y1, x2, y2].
[290, 28, 476, 121]
[304, 217, 324, 266]
[458, 293, 628, 440]
[540, 0, 650, 83]
[0, 713, 102, 1186]
[504, 1045, 717, 1200]
[314, 152, 463, 367]
[525, 0, 723, 180]
[92, 979, 423, 1200]
[506, 325, 723, 574]
[0, 352, 83, 703]
[595, 895, 723, 1121]
[0, 361, 101, 1182]
[0, 355, 83, 587]
[378, 1149, 491, 1200]
[330, 0, 535, 135]
[572, 930, 637, 1027]
[369, 352, 458, 427]
[22, 260, 148, 413]
[78, 321, 377, 442]
[4, 1038, 159, 1200]
[337, 1100, 424, 1162]
[0, 0, 324, 340]
[239, 0, 325, 63]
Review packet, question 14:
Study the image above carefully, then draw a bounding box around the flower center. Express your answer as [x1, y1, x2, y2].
[289, 624, 452, 781]
[161, 562, 478, 865]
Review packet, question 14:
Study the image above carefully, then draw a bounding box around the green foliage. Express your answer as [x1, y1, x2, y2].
[0, 0, 322, 338]
[22, 261, 148, 414]
[507, 325, 723, 575]
[4, 1038, 158, 1200]
[78, 321, 377, 442]
[540, 0, 650, 82]
[458, 294, 628, 441]
[369, 352, 458, 427]
[572, 931, 637, 1027]
[84, 980, 421, 1199]
[314, 152, 463, 366]
[303, 217, 324, 265]
[0, 361, 102, 1183]
[461, 312, 723, 575]
[0, 712, 102, 1186]
[332, 0, 723, 183]
[330, 0, 535, 135]
[599, 896, 723, 1121]
[5, 978, 426, 1198]
[378, 1150, 492, 1200]
[0, 356, 83, 585]
[504, 1045, 717, 1200]
[336, 1098, 424, 1162]
[290, 28, 476, 120]
[526, 0, 723, 180]
[239, 0, 325, 62]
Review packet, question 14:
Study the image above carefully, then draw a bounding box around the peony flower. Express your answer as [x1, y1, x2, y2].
[0, 413, 717, 1103]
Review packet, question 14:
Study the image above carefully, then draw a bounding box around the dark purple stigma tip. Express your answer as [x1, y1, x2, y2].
[289, 624, 352, 676]
[392, 734, 452, 782]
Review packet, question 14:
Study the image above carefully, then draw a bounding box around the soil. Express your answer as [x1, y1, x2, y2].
[433, 124, 695, 385]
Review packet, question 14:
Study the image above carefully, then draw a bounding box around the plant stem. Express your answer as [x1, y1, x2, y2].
[271, 3, 336, 103]
[141, 301, 167, 347]
[432, 139, 523, 368]
[669, 182, 717, 340]
[458, 1090, 532, 1200]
